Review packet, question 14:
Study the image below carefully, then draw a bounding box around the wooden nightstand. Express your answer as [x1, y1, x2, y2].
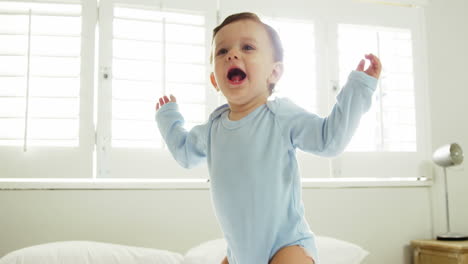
[411, 239, 468, 264]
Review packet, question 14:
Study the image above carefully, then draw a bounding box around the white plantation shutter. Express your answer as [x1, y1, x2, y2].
[0, 0, 95, 178]
[338, 25, 417, 152]
[325, 4, 430, 178]
[0, 2, 81, 147]
[111, 6, 206, 148]
[265, 18, 318, 114]
[97, 0, 216, 178]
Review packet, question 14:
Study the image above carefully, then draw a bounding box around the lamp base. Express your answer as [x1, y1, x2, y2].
[437, 232, 468, 241]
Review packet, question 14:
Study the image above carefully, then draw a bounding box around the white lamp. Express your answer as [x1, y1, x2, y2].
[432, 143, 467, 241]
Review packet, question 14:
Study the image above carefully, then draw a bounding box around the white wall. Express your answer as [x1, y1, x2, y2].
[0, 187, 431, 264]
[425, 0, 468, 238]
[1, 0, 467, 263]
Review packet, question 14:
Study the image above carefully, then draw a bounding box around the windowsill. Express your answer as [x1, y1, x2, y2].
[0, 177, 432, 190]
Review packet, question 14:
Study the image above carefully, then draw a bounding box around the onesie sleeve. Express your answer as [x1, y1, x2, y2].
[277, 71, 378, 157]
[155, 102, 208, 168]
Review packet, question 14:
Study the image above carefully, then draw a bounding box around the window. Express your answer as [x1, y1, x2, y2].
[0, 0, 430, 181]
[338, 24, 417, 152]
[321, 2, 429, 179]
[0, 0, 95, 179]
[96, 0, 216, 178]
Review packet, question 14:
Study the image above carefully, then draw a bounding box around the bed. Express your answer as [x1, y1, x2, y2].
[0, 236, 368, 264]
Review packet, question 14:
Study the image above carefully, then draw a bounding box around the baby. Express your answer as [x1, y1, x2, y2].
[156, 12, 381, 264]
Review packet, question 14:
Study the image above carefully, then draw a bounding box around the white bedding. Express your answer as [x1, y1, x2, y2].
[183, 237, 368, 264]
[0, 241, 183, 264]
[0, 236, 368, 264]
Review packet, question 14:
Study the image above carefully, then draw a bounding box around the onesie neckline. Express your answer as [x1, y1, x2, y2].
[221, 104, 267, 129]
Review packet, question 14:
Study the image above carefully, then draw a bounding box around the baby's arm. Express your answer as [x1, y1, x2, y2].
[284, 54, 381, 156]
[155, 94, 208, 168]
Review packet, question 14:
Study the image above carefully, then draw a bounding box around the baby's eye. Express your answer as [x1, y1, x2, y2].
[243, 45, 255, 51]
[216, 48, 228, 56]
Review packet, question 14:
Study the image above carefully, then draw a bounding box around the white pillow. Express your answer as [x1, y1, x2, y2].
[183, 239, 226, 264]
[0, 241, 184, 264]
[183, 236, 368, 264]
[316, 236, 369, 264]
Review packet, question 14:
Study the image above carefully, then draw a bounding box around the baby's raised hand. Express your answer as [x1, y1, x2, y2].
[356, 54, 382, 79]
[156, 94, 177, 111]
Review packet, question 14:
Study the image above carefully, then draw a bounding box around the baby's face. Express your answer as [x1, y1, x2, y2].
[210, 19, 282, 106]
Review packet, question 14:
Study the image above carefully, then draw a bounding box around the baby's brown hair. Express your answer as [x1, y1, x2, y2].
[210, 12, 284, 94]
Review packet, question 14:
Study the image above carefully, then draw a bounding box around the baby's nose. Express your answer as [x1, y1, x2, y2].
[227, 50, 239, 60]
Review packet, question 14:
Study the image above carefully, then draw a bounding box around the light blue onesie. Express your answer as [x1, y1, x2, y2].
[156, 71, 377, 264]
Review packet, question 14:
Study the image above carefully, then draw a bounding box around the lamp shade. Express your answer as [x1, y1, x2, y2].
[432, 143, 464, 167]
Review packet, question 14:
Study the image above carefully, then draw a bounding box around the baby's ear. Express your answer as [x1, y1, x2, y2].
[210, 72, 219, 91]
[268, 62, 283, 85]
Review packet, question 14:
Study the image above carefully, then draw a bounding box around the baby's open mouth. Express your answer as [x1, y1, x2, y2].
[227, 67, 247, 84]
